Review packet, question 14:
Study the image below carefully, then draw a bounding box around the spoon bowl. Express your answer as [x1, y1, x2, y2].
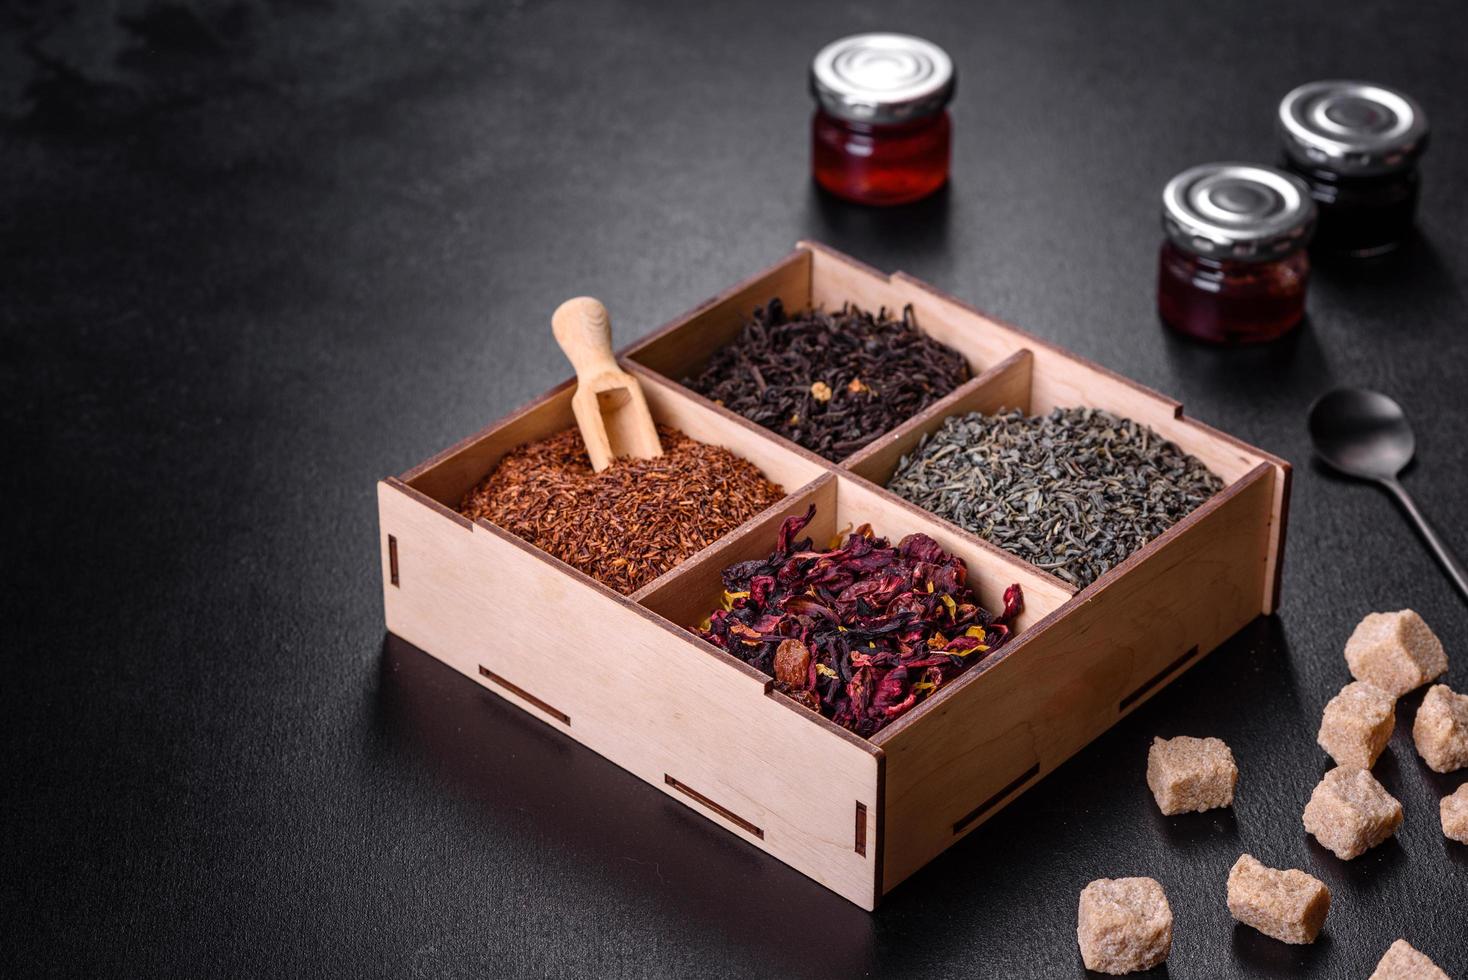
[1308, 387, 1415, 481]
[1308, 386, 1467, 602]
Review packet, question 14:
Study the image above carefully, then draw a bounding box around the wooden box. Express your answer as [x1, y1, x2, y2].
[376, 241, 1290, 910]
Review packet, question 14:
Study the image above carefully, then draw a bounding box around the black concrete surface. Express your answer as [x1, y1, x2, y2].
[3, 1, 1465, 977]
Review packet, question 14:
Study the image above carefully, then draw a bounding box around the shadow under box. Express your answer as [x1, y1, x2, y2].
[375, 241, 1291, 910]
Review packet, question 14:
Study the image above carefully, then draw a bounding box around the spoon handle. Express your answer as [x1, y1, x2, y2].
[1382, 478, 1468, 602]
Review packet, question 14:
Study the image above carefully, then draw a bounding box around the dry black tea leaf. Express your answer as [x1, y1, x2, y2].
[684, 299, 969, 462]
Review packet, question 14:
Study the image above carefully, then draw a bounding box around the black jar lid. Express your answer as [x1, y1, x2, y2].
[1162, 163, 1316, 262]
[1278, 81, 1429, 177]
[810, 33, 954, 125]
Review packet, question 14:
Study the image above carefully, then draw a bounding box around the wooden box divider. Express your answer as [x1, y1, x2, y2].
[842, 347, 1035, 487]
[400, 363, 827, 513]
[378, 240, 1293, 910]
[868, 460, 1276, 888]
[625, 248, 813, 382]
[638, 473, 1070, 649]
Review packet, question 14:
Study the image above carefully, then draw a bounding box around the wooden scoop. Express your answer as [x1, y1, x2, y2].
[551, 297, 663, 472]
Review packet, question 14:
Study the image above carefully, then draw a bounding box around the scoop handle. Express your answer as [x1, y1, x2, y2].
[550, 296, 662, 472]
[552, 297, 617, 385]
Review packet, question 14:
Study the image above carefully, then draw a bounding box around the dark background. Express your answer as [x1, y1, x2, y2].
[3, 1, 1465, 977]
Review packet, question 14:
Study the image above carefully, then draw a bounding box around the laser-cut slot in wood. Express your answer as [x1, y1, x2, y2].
[388, 534, 399, 587]
[952, 763, 1041, 835]
[664, 774, 764, 839]
[478, 665, 570, 725]
[378, 240, 1292, 911]
[378, 476, 880, 908]
[1120, 645, 1202, 713]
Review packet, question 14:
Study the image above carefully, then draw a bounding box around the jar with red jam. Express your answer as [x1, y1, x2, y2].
[1278, 80, 1429, 258]
[810, 33, 954, 206]
[1157, 163, 1316, 345]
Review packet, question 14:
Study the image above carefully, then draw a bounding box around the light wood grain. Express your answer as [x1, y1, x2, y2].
[802, 244, 1288, 613]
[803, 242, 1021, 374]
[402, 378, 575, 508]
[873, 463, 1277, 892]
[380, 240, 1292, 910]
[883, 270, 1289, 612]
[843, 348, 1035, 485]
[623, 248, 812, 381]
[402, 367, 822, 513]
[379, 477, 883, 908]
[636, 476, 839, 628]
[552, 297, 662, 471]
[639, 473, 1068, 645]
[636, 369, 827, 495]
[833, 475, 1072, 633]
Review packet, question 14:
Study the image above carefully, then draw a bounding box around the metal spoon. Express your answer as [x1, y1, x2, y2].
[1308, 387, 1468, 601]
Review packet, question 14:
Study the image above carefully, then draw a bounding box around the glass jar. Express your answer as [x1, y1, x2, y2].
[1278, 80, 1428, 258]
[809, 34, 954, 206]
[1158, 163, 1316, 345]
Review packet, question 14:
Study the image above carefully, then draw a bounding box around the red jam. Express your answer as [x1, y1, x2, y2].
[811, 108, 951, 206]
[1157, 241, 1309, 345]
[809, 33, 954, 207]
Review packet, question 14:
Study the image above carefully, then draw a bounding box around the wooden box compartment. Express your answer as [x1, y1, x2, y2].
[377, 242, 1290, 910]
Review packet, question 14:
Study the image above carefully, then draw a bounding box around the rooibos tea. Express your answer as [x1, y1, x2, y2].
[684, 299, 969, 462]
[459, 425, 786, 595]
[886, 407, 1222, 588]
[697, 506, 1021, 737]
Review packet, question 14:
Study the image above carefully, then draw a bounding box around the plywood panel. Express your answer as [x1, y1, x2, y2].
[624, 249, 812, 381]
[379, 480, 882, 908]
[380, 240, 1293, 911]
[803, 242, 1023, 374]
[843, 348, 1034, 486]
[874, 463, 1276, 892]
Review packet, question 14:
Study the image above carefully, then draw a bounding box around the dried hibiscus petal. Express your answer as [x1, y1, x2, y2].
[776, 505, 816, 554]
[696, 506, 1022, 737]
[1002, 583, 1024, 622]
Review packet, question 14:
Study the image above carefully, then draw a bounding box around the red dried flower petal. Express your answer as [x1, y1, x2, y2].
[1002, 583, 1024, 622]
[697, 506, 1022, 736]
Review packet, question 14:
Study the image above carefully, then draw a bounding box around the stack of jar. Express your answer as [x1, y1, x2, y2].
[1158, 81, 1430, 345]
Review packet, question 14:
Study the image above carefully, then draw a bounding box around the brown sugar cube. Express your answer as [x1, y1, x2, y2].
[1412, 683, 1468, 773]
[1442, 784, 1468, 844]
[1226, 853, 1330, 944]
[1302, 766, 1403, 860]
[1076, 877, 1172, 975]
[1368, 939, 1449, 980]
[1317, 681, 1396, 769]
[1146, 736, 1238, 815]
[1344, 610, 1447, 696]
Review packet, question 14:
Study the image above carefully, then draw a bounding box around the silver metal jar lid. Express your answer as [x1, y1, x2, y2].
[1278, 80, 1428, 176]
[810, 33, 954, 125]
[1162, 163, 1316, 261]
